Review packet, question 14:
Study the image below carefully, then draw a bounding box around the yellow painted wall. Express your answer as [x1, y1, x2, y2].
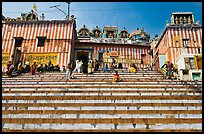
[2, 53, 10, 67]
[25, 53, 58, 66]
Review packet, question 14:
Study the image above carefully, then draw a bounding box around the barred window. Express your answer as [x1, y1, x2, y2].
[14, 37, 23, 47]
[183, 39, 189, 47]
[37, 36, 46, 47]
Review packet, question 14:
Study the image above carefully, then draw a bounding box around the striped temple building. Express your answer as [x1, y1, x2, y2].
[2, 10, 151, 72]
[151, 12, 202, 70]
[2, 10, 76, 72]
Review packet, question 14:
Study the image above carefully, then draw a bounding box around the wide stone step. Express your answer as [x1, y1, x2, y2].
[2, 82, 201, 86]
[2, 113, 202, 118]
[2, 76, 165, 80]
[2, 89, 201, 94]
[2, 103, 202, 107]
[2, 118, 202, 124]
[16, 74, 164, 77]
[2, 80, 202, 85]
[2, 73, 164, 78]
[2, 92, 201, 96]
[2, 95, 201, 100]
[2, 79, 202, 86]
[2, 84, 201, 89]
[2, 109, 202, 114]
[2, 128, 202, 132]
[3, 87, 201, 90]
[2, 106, 202, 110]
[3, 100, 201, 104]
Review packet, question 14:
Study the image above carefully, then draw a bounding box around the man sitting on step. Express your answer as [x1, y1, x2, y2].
[166, 61, 174, 79]
[113, 70, 120, 82]
[128, 63, 137, 73]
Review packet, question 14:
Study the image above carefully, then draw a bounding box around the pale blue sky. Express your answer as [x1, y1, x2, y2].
[2, 2, 202, 38]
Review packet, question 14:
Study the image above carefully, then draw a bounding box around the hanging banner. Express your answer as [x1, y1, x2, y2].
[25, 53, 58, 65]
[2, 53, 10, 67]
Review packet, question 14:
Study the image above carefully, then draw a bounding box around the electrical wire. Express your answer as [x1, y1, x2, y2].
[2, 6, 200, 14]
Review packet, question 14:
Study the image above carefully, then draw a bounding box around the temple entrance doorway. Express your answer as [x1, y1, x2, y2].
[76, 51, 89, 63]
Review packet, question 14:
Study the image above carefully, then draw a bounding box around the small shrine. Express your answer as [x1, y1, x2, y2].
[171, 12, 194, 25]
[77, 25, 90, 38]
[129, 28, 150, 43]
[103, 25, 118, 38]
[91, 26, 103, 38]
[118, 27, 129, 38]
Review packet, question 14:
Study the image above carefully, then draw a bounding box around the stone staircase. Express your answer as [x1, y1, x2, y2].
[2, 70, 202, 132]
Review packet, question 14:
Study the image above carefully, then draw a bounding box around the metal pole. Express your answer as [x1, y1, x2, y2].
[67, 2, 71, 20]
[68, 3, 70, 19]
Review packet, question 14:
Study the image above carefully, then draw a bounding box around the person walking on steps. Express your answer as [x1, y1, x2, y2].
[66, 63, 72, 80]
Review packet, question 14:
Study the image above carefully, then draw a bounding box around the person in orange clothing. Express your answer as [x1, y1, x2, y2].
[113, 70, 120, 82]
[30, 62, 37, 75]
[30, 65, 36, 75]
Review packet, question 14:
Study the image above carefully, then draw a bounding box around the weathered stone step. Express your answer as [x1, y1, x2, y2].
[2, 77, 202, 83]
[2, 113, 202, 118]
[2, 89, 201, 94]
[2, 92, 201, 96]
[2, 128, 202, 132]
[2, 103, 201, 107]
[2, 110, 201, 115]
[16, 75, 164, 78]
[2, 106, 202, 110]
[2, 77, 164, 80]
[2, 73, 164, 78]
[3, 100, 201, 104]
[3, 88, 201, 92]
[3, 88, 201, 94]
[2, 84, 201, 88]
[2, 82, 201, 87]
[2, 79, 202, 85]
[2, 81, 202, 85]
[2, 118, 202, 124]
[2, 95, 201, 100]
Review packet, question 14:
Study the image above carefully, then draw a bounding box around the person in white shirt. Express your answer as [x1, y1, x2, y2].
[73, 60, 83, 73]
[78, 60, 83, 73]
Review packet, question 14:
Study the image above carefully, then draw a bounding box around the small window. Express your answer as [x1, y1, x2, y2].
[183, 39, 189, 47]
[98, 52, 103, 62]
[183, 70, 189, 75]
[192, 73, 201, 80]
[175, 41, 178, 47]
[14, 37, 23, 47]
[37, 36, 46, 47]
[198, 48, 200, 54]
[184, 57, 196, 70]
